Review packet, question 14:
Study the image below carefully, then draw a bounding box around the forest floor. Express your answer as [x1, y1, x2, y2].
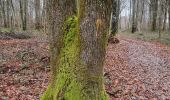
[0, 33, 170, 100]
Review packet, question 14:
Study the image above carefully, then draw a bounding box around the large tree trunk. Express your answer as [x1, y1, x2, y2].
[41, 0, 113, 100]
[78, 0, 112, 99]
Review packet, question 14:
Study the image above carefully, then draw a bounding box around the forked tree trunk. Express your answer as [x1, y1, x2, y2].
[41, 0, 113, 100]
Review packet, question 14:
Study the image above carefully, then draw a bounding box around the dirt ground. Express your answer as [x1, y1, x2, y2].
[0, 35, 170, 100]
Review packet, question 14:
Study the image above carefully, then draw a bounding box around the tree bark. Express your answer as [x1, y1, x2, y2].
[41, 0, 113, 100]
[169, 0, 170, 30]
[110, 0, 120, 37]
[163, 0, 168, 31]
[78, 0, 112, 99]
[35, 0, 41, 30]
[131, 0, 137, 33]
[0, 0, 3, 26]
[1, 0, 7, 28]
[19, 0, 27, 30]
[150, 0, 158, 31]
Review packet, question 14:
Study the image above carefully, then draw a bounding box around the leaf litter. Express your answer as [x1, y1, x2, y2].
[1, 35, 170, 100]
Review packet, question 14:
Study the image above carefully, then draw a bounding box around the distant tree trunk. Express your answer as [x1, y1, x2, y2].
[24, 0, 27, 30]
[129, 0, 132, 29]
[0, 0, 3, 26]
[6, 0, 10, 28]
[169, 0, 170, 30]
[135, 0, 139, 31]
[150, 0, 158, 31]
[41, 0, 113, 100]
[110, 0, 118, 37]
[138, 0, 144, 32]
[158, 0, 164, 39]
[35, 0, 41, 30]
[19, 0, 27, 30]
[1, 0, 7, 28]
[10, 0, 15, 31]
[42, 0, 46, 32]
[163, 0, 168, 31]
[131, 0, 137, 33]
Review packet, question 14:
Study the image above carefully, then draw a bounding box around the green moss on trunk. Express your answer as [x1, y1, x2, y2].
[41, 16, 109, 100]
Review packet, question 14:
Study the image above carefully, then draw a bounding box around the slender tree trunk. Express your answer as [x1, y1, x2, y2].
[19, 0, 27, 30]
[158, 0, 163, 39]
[129, 0, 132, 29]
[23, 0, 27, 30]
[163, 0, 168, 31]
[0, 0, 3, 26]
[110, 0, 118, 37]
[138, 0, 144, 32]
[42, 0, 46, 32]
[169, 0, 170, 30]
[35, 0, 41, 30]
[10, 0, 15, 31]
[132, 0, 137, 33]
[1, 0, 7, 28]
[6, 0, 10, 28]
[135, 0, 139, 32]
[151, 0, 158, 31]
[41, 0, 113, 100]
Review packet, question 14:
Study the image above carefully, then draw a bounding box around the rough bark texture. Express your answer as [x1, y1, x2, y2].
[41, 0, 113, 100]
[110, 0, 119, 36]
[41, 0, 80, 100]
[78, 0, 112, 99]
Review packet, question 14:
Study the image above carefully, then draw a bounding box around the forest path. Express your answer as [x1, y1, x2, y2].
[1, 35, 170, 99]
[105, 35, 170, 99]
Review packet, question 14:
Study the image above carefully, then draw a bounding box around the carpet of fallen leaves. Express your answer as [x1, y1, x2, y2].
[0, 35, 170, 100]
